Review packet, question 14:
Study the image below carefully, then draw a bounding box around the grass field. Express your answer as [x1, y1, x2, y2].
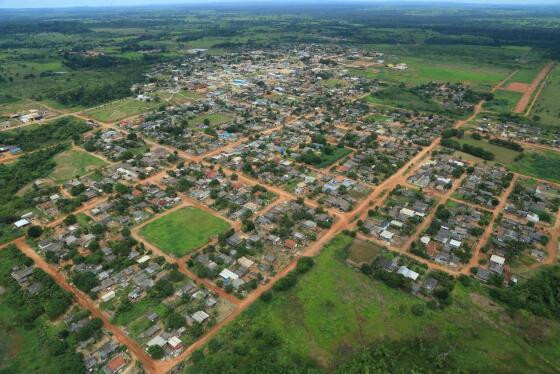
[321, 78, 348, 88]
[48, 149, 108, 183]
[509, 150, 560, 183]
[186, 234, 560, 372]
[485, 89, 523, 113]
[189, 113, 233, 127]
[84, 97, 162, 123]
[457, 137, 521, 165]
[505, 66, 544, 85]
[317, 147, 352, 168]
[140, 207, 230, 257]
[354, 57, 510, 91]
[531, 65, 560, 128]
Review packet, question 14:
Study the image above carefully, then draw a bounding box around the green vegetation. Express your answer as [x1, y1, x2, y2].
[297, 146, 352, 168]
[85, 97, 162, 123]
[506, 67, 543, 84]
[48, 148, 107, 183]
[0, 245, 85, 373]
[185, 235, 560, 373]
[140, 207, 230, 257]
[0, 116, 90, 152]
[509, 150, 560, 183]
[485, 89, 522, 113]
[531, 66, 560, 128]
[189, 113, 233, 127]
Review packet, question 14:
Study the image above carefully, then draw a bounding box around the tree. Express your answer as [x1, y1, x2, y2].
[64, 214, 77, 225]
[166, 312, 186, 330]
[148, 345, 165, 359]
[27, 225, 43, 238]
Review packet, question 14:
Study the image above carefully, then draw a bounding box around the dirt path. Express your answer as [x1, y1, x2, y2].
[12, 238, 159, 374]
[514, 62, 555, 114]
[464, 174, 518, 273]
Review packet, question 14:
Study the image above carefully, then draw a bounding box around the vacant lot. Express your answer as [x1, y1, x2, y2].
[85, 97, 161, 123]
[140, 207, 230, 257]
[509, 150, 560, 183]
[186, 234, 560, 373]
[317, 147, 352, 168]
[485, 90, 523, 114]
[189, 112, 233, 127]
[457, 137, 521, 165]
[48, 149, 108, 183]
[357, 58, 510, 91]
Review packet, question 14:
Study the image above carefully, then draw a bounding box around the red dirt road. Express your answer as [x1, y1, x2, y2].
[514, 62, 555, 114]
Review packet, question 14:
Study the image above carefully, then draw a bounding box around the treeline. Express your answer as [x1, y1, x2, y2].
[489, 138, 524, 152]
[0, 145, 65, 222]
[0, 20, 90, 35]
[490, 266, 560, 320]
[56, 81, 133, 107]
[0, 116, 90, 151]
[63, 54, 129, 70]
[0, 245, 86, 373]
[441, 138, 494, 161]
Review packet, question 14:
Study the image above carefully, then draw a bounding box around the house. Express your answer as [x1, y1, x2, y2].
[489, 255, 505, 274]
[219, 268, 239, 281]
[192, 311, 210, 324]
[397, 266, 419, 281]
[423, 277, 438, 292]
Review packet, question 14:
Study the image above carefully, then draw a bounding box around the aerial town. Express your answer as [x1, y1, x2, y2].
[1, 2, 560, 374]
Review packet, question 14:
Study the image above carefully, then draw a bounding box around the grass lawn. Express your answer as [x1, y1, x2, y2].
[186, 234, 560, 372]
[316, 147, 352, 168]
[531, 65, 560, 128]
[140, 207, 230, 257]
[485, 89, 523, 113]
[48, 149, 108, 183]
[505, 66, 544, 85]
[84, 97, 162, 123]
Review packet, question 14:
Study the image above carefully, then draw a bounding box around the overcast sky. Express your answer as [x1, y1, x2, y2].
[1, 0, 559, 9]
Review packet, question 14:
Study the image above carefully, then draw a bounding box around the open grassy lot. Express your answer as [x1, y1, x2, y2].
[505, 66, 544, 85]
[84, 97, 162, 123]
[457, 137, 521, 165]
[531, 65, 560, 128]
[189, 112, 233, 127]
[185, 234, 560, 373]
[321, 78, 348, 88]
[485, 89, 523, 114]
[355, 57, 510, 92]
[140, 207, 230, 257]
[316, 147, 352, 168]
[509, 150, 560, 183]
[48, 148, 108, 183]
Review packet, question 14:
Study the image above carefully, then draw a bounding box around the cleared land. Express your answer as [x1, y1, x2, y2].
[485, 90, 523, 113]
[353, 58, 510, 91]
[48, 149, 108, 183]
[84, 97, 162, 123]
[189, 113, 233, 127]
[185, 235, 560, 372]
[139, 207, 230, 257]
[531, 65, 560, 128]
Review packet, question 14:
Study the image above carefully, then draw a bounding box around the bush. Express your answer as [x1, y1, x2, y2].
[296, 257, 314, 274]
[411, 304, 425, 316]
[260, 291, 273, 302]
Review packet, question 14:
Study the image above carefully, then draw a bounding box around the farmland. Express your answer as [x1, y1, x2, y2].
[139, 207, 230, 257]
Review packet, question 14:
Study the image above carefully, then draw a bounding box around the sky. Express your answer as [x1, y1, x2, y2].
[1, 0, 559, 8]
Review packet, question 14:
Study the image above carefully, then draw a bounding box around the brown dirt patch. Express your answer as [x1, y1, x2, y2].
[507, 82, 530, 93]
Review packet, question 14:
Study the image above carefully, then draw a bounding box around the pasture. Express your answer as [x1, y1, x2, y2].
[531, 65, 560, 128]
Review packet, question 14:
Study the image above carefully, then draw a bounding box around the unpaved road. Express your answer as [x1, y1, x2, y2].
[514, 62, 555, 114]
